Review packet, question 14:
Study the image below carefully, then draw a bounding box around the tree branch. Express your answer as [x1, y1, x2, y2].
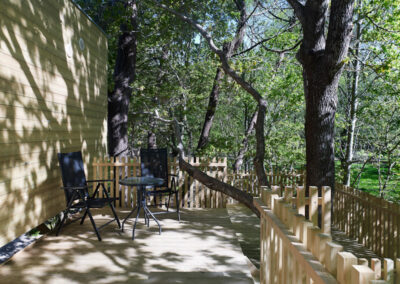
[153, 0, 264, 103]
[154, 2, 222, 55]
[286, 0, 305, 26]
[233, 24, 298, 57]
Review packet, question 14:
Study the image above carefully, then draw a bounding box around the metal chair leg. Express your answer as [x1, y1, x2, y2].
[56, 211, 69, 236]
[108, 202, 121, 229]
[80, 210, 88, 225]
[175, 192, 180, 222]
[167, 193, 172, 212]
[86, 208, 102, 241]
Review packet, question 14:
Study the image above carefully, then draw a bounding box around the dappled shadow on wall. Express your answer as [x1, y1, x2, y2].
[0, 0, 107, 246]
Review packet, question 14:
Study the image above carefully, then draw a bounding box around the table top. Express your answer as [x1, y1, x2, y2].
[119, 176, 165, 187]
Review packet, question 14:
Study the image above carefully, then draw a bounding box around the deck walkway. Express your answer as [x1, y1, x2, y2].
[226, 204, 380, 264]
[0, 204, 381, 284]
[0, 208, 254, 284]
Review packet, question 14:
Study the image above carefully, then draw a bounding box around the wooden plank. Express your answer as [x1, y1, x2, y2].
[309, 186, 318, 227]
[0, 136, 106, 158]
[383, 258, 394, 283]
[0, 2, 107, 61]
[0, 76, 106, 110]
[337, 252, 357, 284]
[297, 186, 305, 216]
[351, 265, 375, 283]
[371, 258, 381, 280]
[254, 198, 336, 283]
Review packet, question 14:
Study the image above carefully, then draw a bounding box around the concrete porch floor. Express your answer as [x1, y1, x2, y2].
[0, 207, 255, 284]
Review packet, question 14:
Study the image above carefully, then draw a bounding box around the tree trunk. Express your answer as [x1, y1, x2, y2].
[233, 108, 258, 172]
[342, 65, 359, 186]
[179, 158, 260, 217]
[288, 0, 355, 190]
[342, 2, 362, 186]
[304, 78, 339, 190]
[147, 131, 157, 149]
[108, 1, 138, 157]
[254, 100, 269, 186]
[197, 67, 224, 150]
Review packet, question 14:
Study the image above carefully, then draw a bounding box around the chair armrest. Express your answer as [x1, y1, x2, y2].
[168, 174, 178, 177]
[60, 186, 91, 191]
[87, 179, 114, 183]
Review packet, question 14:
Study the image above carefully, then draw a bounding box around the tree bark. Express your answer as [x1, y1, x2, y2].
[254, 100, 269, 186]
[197, 67, 224, 150]
[108, 1, 138, 157]
[342, 1, 362, 186]
[233, 108, 258, 172]
[179, 157, 260, 217]
[147, 131, 157, 149]
[288, 0, 355, 190]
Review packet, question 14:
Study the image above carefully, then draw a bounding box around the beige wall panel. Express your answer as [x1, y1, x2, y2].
[0, 0, 108, 246]
[0, 77, 106, 110]
[1, 1, 107, 61]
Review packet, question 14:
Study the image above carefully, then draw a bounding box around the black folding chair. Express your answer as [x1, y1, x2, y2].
[140, 148, 180, 221]
[57, 151, 121, 241]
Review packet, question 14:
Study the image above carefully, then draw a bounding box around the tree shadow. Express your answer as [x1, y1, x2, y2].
[0, 208, 254, 283]
[0, 0, 107, 246]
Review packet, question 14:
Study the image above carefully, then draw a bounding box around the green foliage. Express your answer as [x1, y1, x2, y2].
[78, 0, 400, 202]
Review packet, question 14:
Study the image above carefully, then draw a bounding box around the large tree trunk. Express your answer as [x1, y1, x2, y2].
[233, 108, 258, 172]
[196, 67, 224, 150]
[108, 1, 138, 156]
[288, 0, 355, 190]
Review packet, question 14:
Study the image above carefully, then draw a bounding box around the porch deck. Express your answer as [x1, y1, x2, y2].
[0, 207, 255, 284]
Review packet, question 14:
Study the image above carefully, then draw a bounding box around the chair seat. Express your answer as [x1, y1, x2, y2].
[72, 197, 118, 208]
[145, 188, 171, 195]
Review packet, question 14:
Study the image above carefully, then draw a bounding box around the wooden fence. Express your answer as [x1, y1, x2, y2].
[91, 156, 400, 282]
[92, 156, 229, 209]
[91, 157, 304, 209]
[257, 187, 399, 284]
[333, 183, 400, 261]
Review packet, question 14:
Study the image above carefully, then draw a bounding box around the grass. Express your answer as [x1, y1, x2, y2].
[336, 162, 400, 202]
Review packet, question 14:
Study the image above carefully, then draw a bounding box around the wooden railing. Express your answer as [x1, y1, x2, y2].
[91, 157, 304, 209]
[92, 156, 229, 209]
[257, 187, 398, 283]
[91, 156, 400, 282]
[333, 183, 400, 261]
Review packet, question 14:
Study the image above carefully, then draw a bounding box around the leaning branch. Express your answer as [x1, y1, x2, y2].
[179, 157, 260, 217]
[153, 1, 264, 103]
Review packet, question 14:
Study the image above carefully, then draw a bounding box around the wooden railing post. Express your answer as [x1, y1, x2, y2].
[309, 186, 319, 227]
[322, 186, 331, 234]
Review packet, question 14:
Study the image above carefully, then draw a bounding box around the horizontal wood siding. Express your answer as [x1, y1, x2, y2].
[0, 0, 108, 246]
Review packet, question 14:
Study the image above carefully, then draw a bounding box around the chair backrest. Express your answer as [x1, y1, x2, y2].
[58, 151, 89, 204]
[140, 148, 168, 187]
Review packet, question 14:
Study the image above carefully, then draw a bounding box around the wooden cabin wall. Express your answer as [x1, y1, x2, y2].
[0, 0, 108, 246]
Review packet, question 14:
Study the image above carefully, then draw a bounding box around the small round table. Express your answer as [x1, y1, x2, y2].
[120, 177, 165, 240]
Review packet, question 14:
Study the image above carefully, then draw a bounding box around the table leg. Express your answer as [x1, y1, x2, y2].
[143, 205, 162, 235]
[132, 201, 142, 240]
